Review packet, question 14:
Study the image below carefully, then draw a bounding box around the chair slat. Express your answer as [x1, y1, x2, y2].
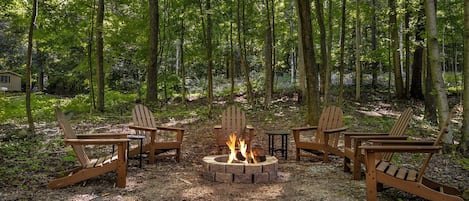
[386, 165, 399, 176]
[376, 160, 390, 172]
[395, 167, 408, 180]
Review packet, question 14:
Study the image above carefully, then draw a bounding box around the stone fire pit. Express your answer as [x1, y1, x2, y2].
[202, 155, 278, 183]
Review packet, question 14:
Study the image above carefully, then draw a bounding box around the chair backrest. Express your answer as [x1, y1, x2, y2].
[417, 107, 456, 182]
[218, 105, 247, 146]
[382, 108, 413, 160]
[316, 106, 343, 147]
[55, 108, 90, 167]
[132, 104, 156, 144]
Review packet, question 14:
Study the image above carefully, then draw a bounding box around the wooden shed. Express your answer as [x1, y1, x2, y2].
[0, 71, 22, 91]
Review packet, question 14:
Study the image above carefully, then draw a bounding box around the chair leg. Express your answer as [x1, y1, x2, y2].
[352, 157, 361, 180]
[296, 148, 300, 161]
[344, 156, 351, 172]
[176, 148, 181, 162]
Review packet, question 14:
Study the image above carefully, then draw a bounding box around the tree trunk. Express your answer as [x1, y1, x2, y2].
[88, 0, 96, 109]
[339, 0, 346, 105]
[355, 0, 361, 101]
[180, 7, 186, 107]
[230, 1, 235, 103]
[295, 0, 306, 104]
[462, 0, 469, 152]
[296, 0, 320, 125]
[425, 0, 450, 130]
[206, 0, 213, 114]
[390, 0, 404, 98]
[314, 0, 328, 104]
[371, 0, 378, 89]
[147, 0, 159, 104]
[96, 0, 105, 111]
[326, 0, 332, 103]
[410, 2, 424, 100]
[424, 48, 437, 124]
[25, 0, 38, 132]
[404, 0, 410, 97]
[264, 0, 273, 107]
[237, 0, 253, 104]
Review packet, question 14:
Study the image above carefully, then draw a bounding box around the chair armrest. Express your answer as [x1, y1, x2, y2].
[292, 126, 318, 132]
[156, 126, 185, 132]
[214, 125, 222, 129]
[76, 133, 127, 139]
[324, 126, 348, 134]
[343, 132, 389, 137]
[129, 125, 157, 132]
[246, 125, 254, 130]
[369, 140, 435, 146]
[359, 145, 441, 153]
[64, 138, 129, 145]
[350, 135, 408, 141]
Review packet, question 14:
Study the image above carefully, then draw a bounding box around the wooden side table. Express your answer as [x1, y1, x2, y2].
[265, 130, 290, 160]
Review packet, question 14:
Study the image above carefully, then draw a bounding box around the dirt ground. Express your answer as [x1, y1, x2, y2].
[1, 101, 468, 201]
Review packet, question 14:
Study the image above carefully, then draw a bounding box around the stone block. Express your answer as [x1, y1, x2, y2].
[225, 164, 244, 174]
[253, 172, 270, 183]
[210, 163, 225, 173]
[262, 161, 278, 173]
[245, 165, 262, 174]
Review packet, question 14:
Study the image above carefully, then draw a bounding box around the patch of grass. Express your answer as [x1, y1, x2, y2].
[458, 158, 469, 170]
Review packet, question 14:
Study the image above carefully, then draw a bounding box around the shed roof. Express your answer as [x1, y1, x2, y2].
[0, 71, 22, 77]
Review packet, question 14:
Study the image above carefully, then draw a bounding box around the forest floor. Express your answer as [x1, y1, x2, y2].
[1, 94, 469, 201]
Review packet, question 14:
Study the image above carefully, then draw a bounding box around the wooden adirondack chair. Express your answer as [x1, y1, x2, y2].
[213, 105, 255, 153]
[128, 104, 184, 163]
[292, 106, 347, 162]
[360, 108, 463, 201]
[343, 108, 413, 180]
[48, 108, 128, 189]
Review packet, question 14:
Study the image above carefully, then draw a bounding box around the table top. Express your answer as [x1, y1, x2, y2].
[265, 130, 290, 135]
[127, 134, 145, 139]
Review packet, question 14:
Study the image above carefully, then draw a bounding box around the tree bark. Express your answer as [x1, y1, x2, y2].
[425, 0, 450, 130]
[462, 0, 469, 152]
[314, 0, 328, 104]
[296, 0, 320, 125]
[264, 0, 273, 107]
[355, 0, 361, 101]
[25, 0, 38, 132]
[147, 0, 159, 104]
[339, 0, 346, 105]
[371, 0, 378, 89]
[390, 0, 404, 98]
[410, 2, 424, 100]
[237, 0, 253, 104]
[96, 0, 105, 111]
[206, 0, 213, 113]
[180, 6, 186, 107]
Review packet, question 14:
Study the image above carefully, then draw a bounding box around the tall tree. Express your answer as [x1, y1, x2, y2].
[404, 0, 411, 97]
[147, 0, 159, 104]
[297, 0, 320, 125]
[389, 0, 404, 98]
[206, 0, 213, 114]
[462, 0, 469, 152]
[371, 0, 378, 88]
[425, 0, 450, 130]
[96, 0, 105, 111]
[25, 0, 38, 132]
[88, 0, 96, 110]
[180, 6, 186, 107]
[314, 0, 328, 103]
[264, 0, 273, 107]
[237, 0, 253, 104]
[410, 1, 425, 99]
[355, 0, 361, 101]
[338, 0, 346, 105]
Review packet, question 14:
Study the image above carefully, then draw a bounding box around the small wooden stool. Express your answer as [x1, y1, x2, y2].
[265, 130, 290, 160]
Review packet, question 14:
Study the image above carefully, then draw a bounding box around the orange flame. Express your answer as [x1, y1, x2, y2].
[226, 133, 257, 164]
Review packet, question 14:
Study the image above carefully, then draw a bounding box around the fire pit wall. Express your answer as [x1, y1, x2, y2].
[202, 155, 278, 183]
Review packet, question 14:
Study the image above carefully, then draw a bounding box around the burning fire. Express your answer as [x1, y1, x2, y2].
[226, 133, 258, 164]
